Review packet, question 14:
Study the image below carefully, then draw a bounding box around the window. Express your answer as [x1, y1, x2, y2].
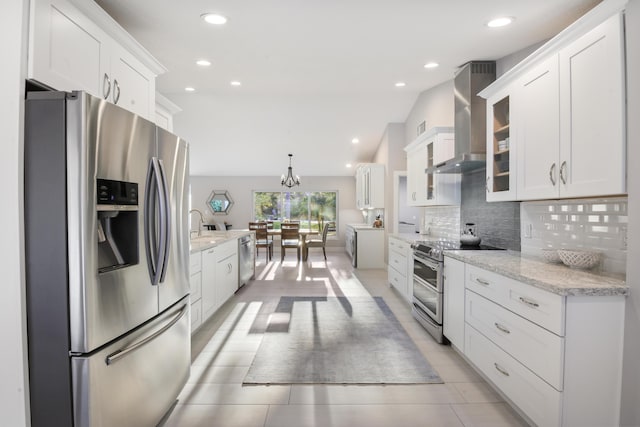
[253, 191, 337, 231]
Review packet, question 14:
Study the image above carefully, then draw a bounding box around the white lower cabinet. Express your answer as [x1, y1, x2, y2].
[198, 239, 240, 327]
[215, 240, 238, 306]
[189, 251, 203, 332]
[443, 257, 465, 350]
[459, 261, 625, 427]
[465, 325, 562, 427]
[387, 237, 412, 302]
[201, 247, 217, 321]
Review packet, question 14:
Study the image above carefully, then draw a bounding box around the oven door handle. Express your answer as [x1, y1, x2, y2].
[413, 255, 442, 272]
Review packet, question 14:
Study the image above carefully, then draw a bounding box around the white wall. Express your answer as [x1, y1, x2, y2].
[372, 123, 405, 261]
[189, 175, 361, 247]
[0, 0, 30, 425]
[621, 0, 640, 424]
[403, 80, 454, 146]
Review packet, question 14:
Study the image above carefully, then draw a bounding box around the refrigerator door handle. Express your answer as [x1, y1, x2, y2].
[157, 159, 171, 284]
[105, 303, 188, 365]
[144, 158, 168, 286]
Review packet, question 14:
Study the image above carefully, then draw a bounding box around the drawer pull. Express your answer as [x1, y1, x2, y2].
[519, 296, 540, 308]
[494, 363, 510, 377]
[494, 322, 511, 334]
[475, 277, 490, 286]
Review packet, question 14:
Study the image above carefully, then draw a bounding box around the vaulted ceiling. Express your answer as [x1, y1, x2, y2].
[95, 0, 599, 176]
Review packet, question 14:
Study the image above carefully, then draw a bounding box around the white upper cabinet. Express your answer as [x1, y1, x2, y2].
[355, 163, 384, 210]
[29, 0, 166, 121]
[405, 127, 460, 206]
[479, 1, 627, 202]
[558, 13, 626, 198]
[486, 86, 516, 202]
[516, 55, 560, 200]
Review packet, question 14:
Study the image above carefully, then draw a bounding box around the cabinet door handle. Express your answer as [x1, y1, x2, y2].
[494, 322, 511, 334]
[560, 161, 567, 185]
[549, 163, 557, 186]
[227, 263, 232, 273]
[475, 277, 490, 286]
[102, 73, 111, 99]
[519, 296, 540, 308]
[494, 363, 510, 377]
[113, 79, 121, 104]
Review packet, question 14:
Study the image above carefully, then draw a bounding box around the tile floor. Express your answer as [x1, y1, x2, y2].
[160, 251, 528, 427]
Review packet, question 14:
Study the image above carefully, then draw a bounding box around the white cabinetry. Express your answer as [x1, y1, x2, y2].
[189, 252, 203, 332]
[515, 55, 560, 200]
[405, 127, 459, 206]
[485, 87, 515, 201]
[387, 236, 412, 302]
[463, 263, 625, 427]
[355, 164, 384, 209]
[201, 247, 217, 321]
[480, 4, 627, 202]
[558, 13, 626, 198]
[215, 239, 238, 307]
[442, 257, 465, 350]
[28, 0, 164, 120]
[155, 92, 182, 132]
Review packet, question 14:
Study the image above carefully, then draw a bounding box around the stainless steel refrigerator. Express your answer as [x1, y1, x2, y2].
[25, 91, 190, 427]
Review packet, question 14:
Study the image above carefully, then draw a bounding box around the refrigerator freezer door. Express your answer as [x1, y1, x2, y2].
[67, 92, 158, 353]
[156, 127, 190, 311]
[72, 296, 190, 427]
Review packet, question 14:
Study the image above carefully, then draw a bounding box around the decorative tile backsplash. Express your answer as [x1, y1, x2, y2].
[521, 197, 628, 275]
[421, 205, 461, 239]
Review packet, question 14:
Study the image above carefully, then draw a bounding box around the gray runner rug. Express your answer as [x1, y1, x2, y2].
[243, 296, 442, 384]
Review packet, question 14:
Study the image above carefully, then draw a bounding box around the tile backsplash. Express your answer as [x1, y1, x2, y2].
[521, 197, 628, 275]
[460, 170, 521, 251]
[421, 205, 461, 239]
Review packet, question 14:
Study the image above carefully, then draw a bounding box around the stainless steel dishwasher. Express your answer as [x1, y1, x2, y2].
[238, 234, 255, 288]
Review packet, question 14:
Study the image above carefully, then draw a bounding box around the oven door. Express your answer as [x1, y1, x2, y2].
[413, 254, 442, 291]
[412, 276, 442, 324]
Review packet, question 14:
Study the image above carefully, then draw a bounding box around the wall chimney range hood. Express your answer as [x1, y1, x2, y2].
[427, 61, 496, 174]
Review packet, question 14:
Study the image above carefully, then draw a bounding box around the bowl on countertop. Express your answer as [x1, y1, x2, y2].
[557, 249, 601, 270]
[541, 248, 562, 263]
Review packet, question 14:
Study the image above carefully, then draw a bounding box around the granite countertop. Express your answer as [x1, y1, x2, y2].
[445, 250, 628, 297]
[189, 230, 252, 254]
[390, 232, 429, 244]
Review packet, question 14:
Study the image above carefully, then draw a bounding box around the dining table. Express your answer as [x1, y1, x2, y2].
[267, 228, 319, 261]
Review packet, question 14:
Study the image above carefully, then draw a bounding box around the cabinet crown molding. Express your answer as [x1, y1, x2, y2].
[404, 126, 454, 152]
[479, 0, 627, 99]
[69, 0, 167, 76]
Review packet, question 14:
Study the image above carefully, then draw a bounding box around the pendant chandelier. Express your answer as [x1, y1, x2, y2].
[280, 153, 301, 188]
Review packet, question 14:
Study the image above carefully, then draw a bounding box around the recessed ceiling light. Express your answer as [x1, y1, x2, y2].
[196, 60, 211, 67]
[230, 81, 242, 86]
[346, 163, 352, 168]
[351, 138, 359, 144]
[424, 62, 439, 69]
[185, 87, 195, 92]
[395, 82, 406, 87]
[201, 13, 228, 25]
[487, 16, 514, 28]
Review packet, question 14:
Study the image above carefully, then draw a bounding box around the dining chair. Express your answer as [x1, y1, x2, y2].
[249, 222, 272, 262]
[304, 222, 335, 260]
[280, 222, 301, 261]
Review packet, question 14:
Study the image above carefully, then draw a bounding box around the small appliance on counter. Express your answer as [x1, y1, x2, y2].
[460, 222, 481, 246]
[373, 215, 383, 228]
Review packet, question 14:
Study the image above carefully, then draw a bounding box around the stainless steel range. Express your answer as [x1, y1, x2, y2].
[410, 240, 503, 343]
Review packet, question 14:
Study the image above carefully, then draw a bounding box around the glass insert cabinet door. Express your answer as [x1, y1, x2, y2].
[206, 190, 234, 215]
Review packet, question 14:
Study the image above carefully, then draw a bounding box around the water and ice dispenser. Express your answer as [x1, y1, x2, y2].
[97, 179, 139, 273]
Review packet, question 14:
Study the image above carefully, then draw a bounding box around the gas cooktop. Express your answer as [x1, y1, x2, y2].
[411, 239, 504, 261]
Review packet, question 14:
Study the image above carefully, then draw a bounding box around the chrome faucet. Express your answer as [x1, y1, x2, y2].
[189, 209, 205, 237]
